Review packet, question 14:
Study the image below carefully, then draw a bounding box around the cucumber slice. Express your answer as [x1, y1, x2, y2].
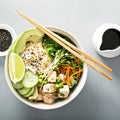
[18, 87, 31, 96]
[24, 87, 35, 98]
[12, 81, 24, 90]
[22, 71, 38, 88]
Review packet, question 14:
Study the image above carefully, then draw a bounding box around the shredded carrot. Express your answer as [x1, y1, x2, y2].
[74, 57, 79, 65]
[56, 61, 83, 87]
[61, 64, 75, 70]
[66, 69, 83, 86]
[71, 69, 83, 77]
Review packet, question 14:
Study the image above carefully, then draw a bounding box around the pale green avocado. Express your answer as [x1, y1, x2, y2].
[11, 28, 44, 54]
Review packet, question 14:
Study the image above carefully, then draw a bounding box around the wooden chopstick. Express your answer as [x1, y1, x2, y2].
[45, 28, 112, 72]
[16, 10, 112, 72]
[16, 10, 112, 80]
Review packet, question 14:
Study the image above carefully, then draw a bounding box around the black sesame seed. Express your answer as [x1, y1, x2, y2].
[0, 29, 12, 52]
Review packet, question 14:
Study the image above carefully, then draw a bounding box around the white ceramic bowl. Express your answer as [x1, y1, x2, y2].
[5, 27, 88, 110]
[0, 24, 17, 56]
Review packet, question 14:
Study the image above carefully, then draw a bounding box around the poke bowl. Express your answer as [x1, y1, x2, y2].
[5, 27, 88, 110]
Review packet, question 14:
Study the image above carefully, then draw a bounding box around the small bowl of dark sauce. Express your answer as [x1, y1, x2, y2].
[92, 23, 120, 58]
[0, 24, 17, 56]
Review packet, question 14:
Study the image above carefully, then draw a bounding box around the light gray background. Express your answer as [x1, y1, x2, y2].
[0, 0, 120, 120]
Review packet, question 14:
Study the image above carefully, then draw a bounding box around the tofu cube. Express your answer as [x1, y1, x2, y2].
[58, 85, 70, 98]
[48, 71, 57, 82]
[36, 94, 43, 101]
[42, 94, 55, 104]
[58, 73, 65, 83]
[43, 84, 56, 93]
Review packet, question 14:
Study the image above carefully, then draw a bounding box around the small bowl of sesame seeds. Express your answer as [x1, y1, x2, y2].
[0, 24, 17, 56]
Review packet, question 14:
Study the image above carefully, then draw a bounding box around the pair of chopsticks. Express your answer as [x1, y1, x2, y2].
[16, 10, 112, 80]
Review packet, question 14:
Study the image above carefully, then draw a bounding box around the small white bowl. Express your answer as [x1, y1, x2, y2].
[5, 27, 88, 110]
[92, 23, 120, 58]
[0, 24, 17, 56]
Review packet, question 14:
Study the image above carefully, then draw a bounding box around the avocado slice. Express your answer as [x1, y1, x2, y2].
[11, 28, 44, 54]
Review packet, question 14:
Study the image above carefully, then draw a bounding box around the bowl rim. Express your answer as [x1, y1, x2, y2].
[5, 26, 88, 110]
[0, 24, 17, 56]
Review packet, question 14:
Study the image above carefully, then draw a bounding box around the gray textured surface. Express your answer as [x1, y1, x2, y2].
[0, 0, 120, 120]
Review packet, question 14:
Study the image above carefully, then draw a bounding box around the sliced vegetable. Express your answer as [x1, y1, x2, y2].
[18, 87, 31, 96]
[11, 28, 44, 54]
[24, 87, 35, 98]
[28, 87, 39, 100]
[22, 71, 38, 88]
[12, 81, 24, 90]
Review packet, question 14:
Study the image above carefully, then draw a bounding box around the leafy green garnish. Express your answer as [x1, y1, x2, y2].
[42, 34, 62, 59]
[42, 32, 76, 60]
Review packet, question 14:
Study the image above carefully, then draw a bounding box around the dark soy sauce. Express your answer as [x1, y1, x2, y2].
[100, 29, 120, 50]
